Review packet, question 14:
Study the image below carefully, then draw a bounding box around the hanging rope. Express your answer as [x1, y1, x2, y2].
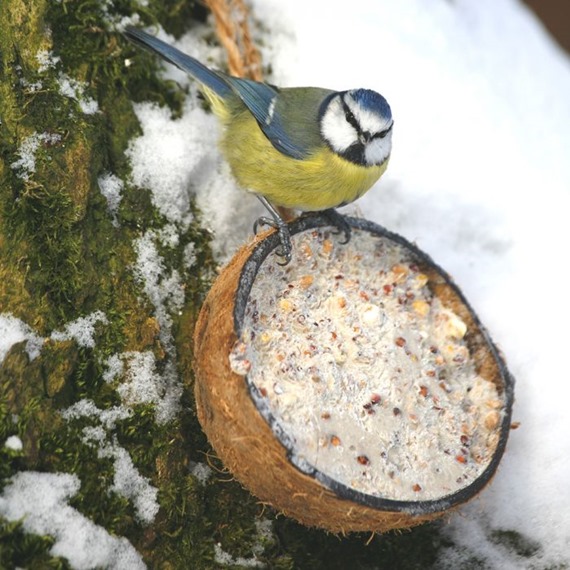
[203, 0, 263, 80]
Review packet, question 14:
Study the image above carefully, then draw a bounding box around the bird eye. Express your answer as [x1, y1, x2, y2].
[345, 109, 359, 130]
[341, 98, 361, 132]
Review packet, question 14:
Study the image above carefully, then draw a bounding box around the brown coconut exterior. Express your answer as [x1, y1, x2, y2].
[193, 231, 451, 533]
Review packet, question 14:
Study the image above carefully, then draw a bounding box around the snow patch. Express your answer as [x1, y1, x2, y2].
[51, 311, 108, 348]
[61, 399, 132, 430]
[62, 400, 160, 525]
[0, 314, 43, 364]
[36, 49, 61, 73]
[126, 100, 211, 227]
[98, 173, 124, 227]
[0, 472, 146, 570]
[133, 231, 185, 339]
[189, 461, 213, 485]
[97, 439, 159, 525]
[57, 74, 99, 115]
[4, 436, 23, 451]
[10, 132, 62, 181]
[104, 351, 181, 424]
[183, 242, 197, 269]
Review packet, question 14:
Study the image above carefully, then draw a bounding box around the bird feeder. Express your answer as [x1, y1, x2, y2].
[193, 215, 514, 533]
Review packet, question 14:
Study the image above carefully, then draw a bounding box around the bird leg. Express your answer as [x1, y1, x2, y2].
[319, 208, 352, 244]
[254, 196, 293, 265]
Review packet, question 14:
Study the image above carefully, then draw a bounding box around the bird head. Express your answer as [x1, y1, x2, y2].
[320, 88, 393, 167]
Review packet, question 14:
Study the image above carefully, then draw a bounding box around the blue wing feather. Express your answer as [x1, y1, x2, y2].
[125, 27, 311, 159]
[225, 78, 277, 125]
[225, 77, 308, 159]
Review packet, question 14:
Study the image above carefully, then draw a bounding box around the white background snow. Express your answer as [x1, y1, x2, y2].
[1, 0, 570, 568]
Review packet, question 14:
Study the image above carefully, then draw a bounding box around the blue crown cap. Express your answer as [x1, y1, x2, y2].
[351, 88, 392, 119]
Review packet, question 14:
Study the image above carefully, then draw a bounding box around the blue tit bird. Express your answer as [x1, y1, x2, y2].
[124, 26, 393, 264]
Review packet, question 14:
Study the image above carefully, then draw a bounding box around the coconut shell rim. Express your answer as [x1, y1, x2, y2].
[233, 213, 515, 515]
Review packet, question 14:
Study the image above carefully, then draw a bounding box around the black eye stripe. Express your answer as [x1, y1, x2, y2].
[341, 97, 362, 134]
[372, 121, 394, 140]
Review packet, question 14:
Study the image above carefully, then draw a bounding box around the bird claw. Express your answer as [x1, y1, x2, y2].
[275, 226, 293, 265]
[253, 216, 274, 235]
[253, 215, 293, 265]
[320, 209, 352, 244]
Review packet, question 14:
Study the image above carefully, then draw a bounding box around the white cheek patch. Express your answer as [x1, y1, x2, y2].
[364, 132, 392, 166]
[321, 96, 359, 152]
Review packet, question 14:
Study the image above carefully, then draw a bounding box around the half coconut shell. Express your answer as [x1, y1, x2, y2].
[193, 215, 514, 533]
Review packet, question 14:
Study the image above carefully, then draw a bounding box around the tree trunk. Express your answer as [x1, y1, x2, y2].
[0, 2, 446, 568]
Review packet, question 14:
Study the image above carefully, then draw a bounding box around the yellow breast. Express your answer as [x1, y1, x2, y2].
[218, 105, 388, 211]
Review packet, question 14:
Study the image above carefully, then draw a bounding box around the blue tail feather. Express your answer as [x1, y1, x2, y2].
[124, 26, 233, 98]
